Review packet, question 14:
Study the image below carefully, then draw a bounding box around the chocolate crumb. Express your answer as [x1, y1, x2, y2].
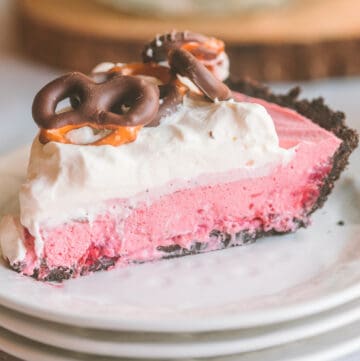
[209, 131, 214, 139]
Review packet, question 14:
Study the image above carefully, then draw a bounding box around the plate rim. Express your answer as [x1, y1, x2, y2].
[1, 296, 360, 358]
[1, 262, 360, 332]
[1, 311, 360, 361]
[1, 147, 360, 333]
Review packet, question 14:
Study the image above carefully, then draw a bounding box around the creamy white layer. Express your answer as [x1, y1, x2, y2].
[0, 216, 26, 264]
[18, 94, 294, 241]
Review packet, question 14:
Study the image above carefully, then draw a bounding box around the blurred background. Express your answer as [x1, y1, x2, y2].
[14, 0, 360, 80]
[0, 0, 359, 154]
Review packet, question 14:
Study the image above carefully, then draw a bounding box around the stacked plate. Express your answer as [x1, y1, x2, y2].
[0, 147, 360, 361]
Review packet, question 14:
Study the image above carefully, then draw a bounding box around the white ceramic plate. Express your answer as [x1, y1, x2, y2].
[0, 148, 359, 333]
[1, 316, 360, 361]
[2, 295, 360, 359]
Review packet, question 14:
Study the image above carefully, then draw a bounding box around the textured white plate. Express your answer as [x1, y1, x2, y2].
[1, 316, 360, 361]
[2, 295, 360, 359]
[0, 147, 359, 333]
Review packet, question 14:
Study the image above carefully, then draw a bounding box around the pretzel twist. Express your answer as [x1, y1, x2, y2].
[91, 63, 188, 126]
[141, 31, 231, 101]
[142, 31, 224, 64]
[168, 49, 232, 101]
[32, 72, 159, 145]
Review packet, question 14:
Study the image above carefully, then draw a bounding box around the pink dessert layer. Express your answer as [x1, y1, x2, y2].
[11, 92, 342, 280]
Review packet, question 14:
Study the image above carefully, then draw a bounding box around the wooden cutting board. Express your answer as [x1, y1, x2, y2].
[15, 0, 360, 81]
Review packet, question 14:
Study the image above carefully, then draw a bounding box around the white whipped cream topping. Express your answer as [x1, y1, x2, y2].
[66, 127, 112, 145]
[0, 216, 26, 264]
[19, 94, 294, 240]
[92, 62, 124, 73]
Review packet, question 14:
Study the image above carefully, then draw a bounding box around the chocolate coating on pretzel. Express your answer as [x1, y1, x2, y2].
[150, 82, 186, 126]
[169, 48, 232, 101]
[90, 63, 188, 127]
[142, 31, 223, 63]
[32, 72, 159, 130]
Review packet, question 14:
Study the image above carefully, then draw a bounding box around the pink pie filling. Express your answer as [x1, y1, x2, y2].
[17, 93, 342, 279]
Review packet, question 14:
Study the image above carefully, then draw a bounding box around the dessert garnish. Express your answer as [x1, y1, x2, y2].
[91, 62, 187, 127]
[32, 34, 232, 146]
[168, 48, 232, 101]
[33, 72, 159, 146]
[142, 31, 228, 81]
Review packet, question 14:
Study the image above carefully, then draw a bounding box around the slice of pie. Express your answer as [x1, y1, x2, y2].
[0, 32, 358, 281]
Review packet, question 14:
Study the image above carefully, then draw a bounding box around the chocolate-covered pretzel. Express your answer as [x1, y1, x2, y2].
[91, 63, 188, 126]
[32, 72, 159, 145]
[169, 48, 232, 101]
[142, 31, 224, 64]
